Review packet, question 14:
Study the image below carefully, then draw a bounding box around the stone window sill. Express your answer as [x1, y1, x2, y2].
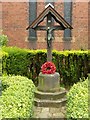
[63, 37, 72, 41]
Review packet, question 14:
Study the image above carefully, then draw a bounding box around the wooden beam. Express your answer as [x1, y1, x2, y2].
[33, 26, 47, 30]
[33, 26, 65, 31]
[47, 13, 52, 62]
[52, 26, 65, 30]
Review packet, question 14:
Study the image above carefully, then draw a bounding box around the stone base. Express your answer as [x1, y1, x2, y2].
[34, 98, 67, 108]
[38, 72, 60, 92]
[35, 88, 66, 100]
[35, 72, 67, 108]
[34, 88, 67, 107]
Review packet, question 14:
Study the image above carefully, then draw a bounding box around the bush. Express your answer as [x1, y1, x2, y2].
[0, 34, 8, 47]
[2, 47, 29, 77]
[0, 50, 8, 76]
[2, 47, 47, 84]
[2, 46, 89, 85]
[66, 77, 88, 118]
[0, 75, 35, 119]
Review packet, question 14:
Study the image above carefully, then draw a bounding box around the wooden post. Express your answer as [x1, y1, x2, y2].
[47, 13, 52, 62]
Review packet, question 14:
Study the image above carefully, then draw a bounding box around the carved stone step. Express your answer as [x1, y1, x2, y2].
[34, 89, 67, 100]
[34, 98, 67, 107]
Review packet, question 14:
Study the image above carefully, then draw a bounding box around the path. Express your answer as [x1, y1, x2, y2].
[33, 106, 66, 118]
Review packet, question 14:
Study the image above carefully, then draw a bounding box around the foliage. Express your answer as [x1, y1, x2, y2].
[2, 46, 89, 85]
[0, 50, 8, 76]
[0, 75, 35, 119]
[66, 77, 88, 118]
[2, 47, 47, 85]
[0, 34, 8, 47]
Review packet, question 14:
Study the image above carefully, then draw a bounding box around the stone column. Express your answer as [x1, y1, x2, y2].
[38, 72, 60, 92]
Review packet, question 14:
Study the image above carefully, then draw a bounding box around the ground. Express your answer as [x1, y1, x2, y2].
[33, 106, 66, 118]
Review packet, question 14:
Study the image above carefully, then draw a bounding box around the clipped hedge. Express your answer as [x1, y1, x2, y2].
[66, 77, 88, 118]
[2, 47, 89, 85]
[0, 75, 35, 119]
[0, 50, 8, 76]
[2, 47, 47, 84]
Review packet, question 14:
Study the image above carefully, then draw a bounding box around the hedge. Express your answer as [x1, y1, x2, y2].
[66, 77, 88, 118]
[0, 50, 8, 76]
[2, 47, 89, 85]
[0, 75, 35, 119]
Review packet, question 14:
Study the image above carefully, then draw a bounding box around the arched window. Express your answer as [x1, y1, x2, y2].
[29, 0, 37, 41]
[64, 1, 72, 40]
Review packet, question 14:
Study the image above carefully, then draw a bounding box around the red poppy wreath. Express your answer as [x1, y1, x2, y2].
[41, 62, 56, 74]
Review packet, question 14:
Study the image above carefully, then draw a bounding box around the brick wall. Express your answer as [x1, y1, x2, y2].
[72, 2, 88, 50]
[2, 2, 29, 48]
[2, 2, 89, 50]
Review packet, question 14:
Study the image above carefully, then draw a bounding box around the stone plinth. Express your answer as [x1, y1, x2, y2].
[34, 72, 67, 108]
[34, 88, 67, 107]
[38, 72, 60, 92]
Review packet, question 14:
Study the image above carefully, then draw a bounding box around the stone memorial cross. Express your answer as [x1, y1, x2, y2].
[26, 3, 73, 62]
[26, 4, 73, 107]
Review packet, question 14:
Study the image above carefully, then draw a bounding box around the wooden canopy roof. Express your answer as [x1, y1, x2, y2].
[26, 4, 73, 30]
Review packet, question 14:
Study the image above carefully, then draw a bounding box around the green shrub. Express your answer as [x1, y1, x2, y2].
[2, 47, 47, 84]
[0, 75, 35, 119]
[2, 46, 89, 85]
[2, 47, 30, 77]
[88, 74, 90, 118]
[0, 34, 8, 47]
[0, 50, 8, 76]
[66, 77, 88, 118]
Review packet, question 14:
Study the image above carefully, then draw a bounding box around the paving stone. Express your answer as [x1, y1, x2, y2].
[33, 106, 42, 113]
[33, 112, 40, 118]
[50, 108, 61, 114]
[38, 108, 52, 118]
[52, 112, 65, 118]
[33, 106, 66, 118]
[33, 106, 42, 118]
[42, 108, 49, 112]
[62, 106, 66, 114]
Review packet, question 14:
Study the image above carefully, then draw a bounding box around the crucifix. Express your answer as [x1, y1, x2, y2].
[47, 13, 54, 61]
[26, 3, 73, 102]
[26, 3, 73, 62]
[33, 14, 54, 61]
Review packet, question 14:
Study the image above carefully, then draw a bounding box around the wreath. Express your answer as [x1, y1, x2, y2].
[41, 61, 56, 74]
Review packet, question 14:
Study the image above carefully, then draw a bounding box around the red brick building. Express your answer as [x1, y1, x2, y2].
[1, 1, 89, 50]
